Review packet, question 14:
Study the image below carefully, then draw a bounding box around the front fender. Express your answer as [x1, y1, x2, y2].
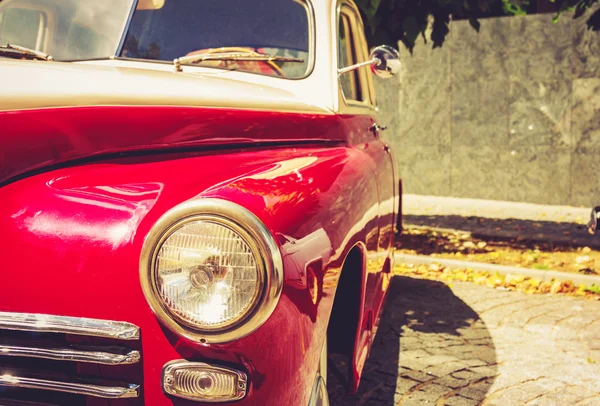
[0, 146, 379, 405]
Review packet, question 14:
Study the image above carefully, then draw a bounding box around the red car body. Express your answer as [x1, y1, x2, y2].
[0, 1, 400, 405]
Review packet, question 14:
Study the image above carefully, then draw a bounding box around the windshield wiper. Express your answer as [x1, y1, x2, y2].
[0, 43, 54, 61]
[174, 50, 303, 72]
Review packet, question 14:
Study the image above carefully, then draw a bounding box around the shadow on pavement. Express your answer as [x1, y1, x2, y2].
[405, 214, 600, 251]
[328, 276, 497, 405]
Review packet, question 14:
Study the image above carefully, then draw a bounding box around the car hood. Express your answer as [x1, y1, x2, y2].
[0, 59, 329, 113]
[0, 59, 344, 186]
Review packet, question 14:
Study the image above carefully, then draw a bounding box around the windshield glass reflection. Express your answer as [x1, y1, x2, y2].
[121, 0, 311, 78]
[0, 0, 134, 60]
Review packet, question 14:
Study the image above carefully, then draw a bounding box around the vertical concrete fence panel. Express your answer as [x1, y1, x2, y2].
[375, 8, 600, 207]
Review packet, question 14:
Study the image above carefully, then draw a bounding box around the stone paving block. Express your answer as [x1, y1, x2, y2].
[435, 332, 466, 341]
[452, 370, 484, 381]
[427, 347, 455, 356]
[400, 349, 431, 359]
[399, 357, 429, 370]
[469, 296, 526, 313]
[468, 365, 500, 378]
[485, 387, 539, 404]
[399, 337, 424, 348]
[426, 361, 469, 377]
[519, 378, 576, 393]
[401, 399, 434, 406]
[403, 384, 450, 404]
[422, 339, 465, 349]
[447, 345, 480, 354]
[433, 375, 469, 389]
[579, 377, 600, 394]
[457, 328, 492, 340]
[395, 378, 420, 395]
[481, 300, 542, 327]
[561, 385, 600, 400]
[460, 359, 489, 367]
[421, 354, 461, 366]
[456, 380, 493, 400]
[459, 346, 497, 364]
[512, 378, 565, 401]
[573, 398, 600, 406]
[584, 350, 600, 363]
[400, 370, 436, 383]
[525, 386, 595, 406]
[444, 395, 481, 406]
[465, 338, 492, 345]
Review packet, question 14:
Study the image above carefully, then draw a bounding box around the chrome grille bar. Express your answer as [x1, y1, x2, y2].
[0, 375, 139, 399]
[0, 312, 139, 340]
[0, 344, 140, 365]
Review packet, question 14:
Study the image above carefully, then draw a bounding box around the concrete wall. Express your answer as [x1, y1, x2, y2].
[375, 9, 600, 207]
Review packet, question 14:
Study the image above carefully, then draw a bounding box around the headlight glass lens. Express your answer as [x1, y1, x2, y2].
[154, 220, 261, 331]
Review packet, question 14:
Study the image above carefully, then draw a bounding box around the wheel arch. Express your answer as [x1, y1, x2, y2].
[326, 242, 367, 390]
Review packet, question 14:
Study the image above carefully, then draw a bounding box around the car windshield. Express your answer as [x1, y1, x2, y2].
[0, 0, 134, 60]
[0, 0, 312, 78]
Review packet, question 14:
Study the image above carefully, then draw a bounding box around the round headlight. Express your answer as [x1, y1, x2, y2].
[140, 199, 283, 343]
[155, 219, 262, 330]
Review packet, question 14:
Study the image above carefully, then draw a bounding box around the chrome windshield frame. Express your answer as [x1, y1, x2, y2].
[115, 0, 140, 58]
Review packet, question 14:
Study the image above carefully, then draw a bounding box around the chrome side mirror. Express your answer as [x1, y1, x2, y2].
[337, 45, 400, 79]
[369, 45, 400, 79]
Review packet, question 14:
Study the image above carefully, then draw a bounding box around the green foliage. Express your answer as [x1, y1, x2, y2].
[503, 0, 529, 15]
[355, 0, 599, 50]
[584, 284, 600, 294]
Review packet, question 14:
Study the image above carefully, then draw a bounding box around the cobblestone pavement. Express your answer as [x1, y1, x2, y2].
[328, 276, 600, 405]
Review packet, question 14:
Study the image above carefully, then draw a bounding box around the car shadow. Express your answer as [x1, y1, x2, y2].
[404, 214, 600, 251]
[328, 276, 497, 405]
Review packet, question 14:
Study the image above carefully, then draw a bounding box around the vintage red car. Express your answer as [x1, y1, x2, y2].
[0, 0, 401, 404]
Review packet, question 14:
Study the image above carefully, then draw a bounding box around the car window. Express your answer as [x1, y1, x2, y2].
[0, 0, 134, 60]
[352, 14, 376, 106]
[0, 8, 45, 50]
[338, 12, 361, 101]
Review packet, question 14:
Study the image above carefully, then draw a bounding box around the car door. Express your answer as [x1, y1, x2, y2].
[337, 2, 396, 390]
[346, 0, 396, 322]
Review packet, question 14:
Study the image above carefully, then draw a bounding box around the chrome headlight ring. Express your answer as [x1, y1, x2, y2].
[140, 198, 283, 344]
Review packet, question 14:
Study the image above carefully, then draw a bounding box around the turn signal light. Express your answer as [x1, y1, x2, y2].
[163, 360, 247, 402]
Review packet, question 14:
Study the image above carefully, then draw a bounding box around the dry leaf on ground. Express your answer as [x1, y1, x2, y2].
[394, 263, 600, 300]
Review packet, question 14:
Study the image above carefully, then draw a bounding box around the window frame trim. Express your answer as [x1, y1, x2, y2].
[336, 2, 377, 113]
[338, 12, 359, 101]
